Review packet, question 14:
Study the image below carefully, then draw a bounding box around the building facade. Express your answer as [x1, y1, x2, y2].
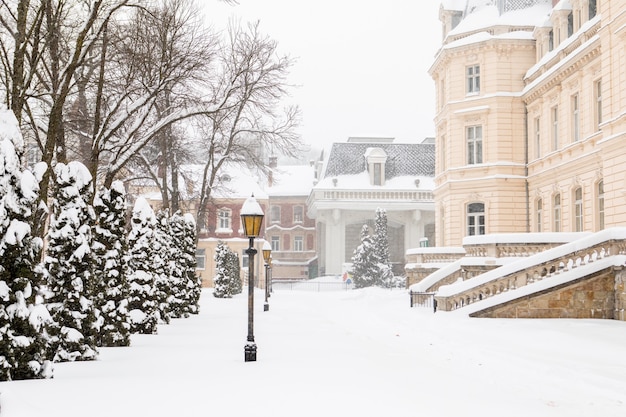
[308, 137, 436, 276]
[431, 0, 626, 246]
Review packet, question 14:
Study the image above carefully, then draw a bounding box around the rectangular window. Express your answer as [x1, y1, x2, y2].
[293, 206, 304, 223]
[537, 199, 543, 232]
[441, 135, 447, 171]
[548, 30, 554, 51]
[575, 187, 584, 232]
[595, 79, 602, 129]
[598, 181, 605, 230]
[567, 12, 574, 37]
[373, 163, 382, 185]
[589, 0, 597, 19]
[534, 117, 541, 159]
[572, 94, 579, 142]
[554, 194, 561, 232]
[552, 106, 559, 151]
[271, 235, 280, 251]
[294, 236, 304, 252]
[466, 65, 480, 94]
[270, 206, 281, 223]
[466, 125, 483, 165]
[218, 209, 231, 230]
[195, 249, 206, 270]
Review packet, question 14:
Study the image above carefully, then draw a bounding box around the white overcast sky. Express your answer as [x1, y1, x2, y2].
[205, 0, 442, 150]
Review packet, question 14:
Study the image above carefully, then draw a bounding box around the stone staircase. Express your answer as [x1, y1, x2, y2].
[407, 228, 626, 320]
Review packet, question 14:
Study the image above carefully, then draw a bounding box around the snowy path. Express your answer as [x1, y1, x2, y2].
[1, 287, 626, 416]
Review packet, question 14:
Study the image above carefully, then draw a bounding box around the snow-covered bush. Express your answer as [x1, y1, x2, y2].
[45, 161, 98, 362]
[127, 197, 158, 334]
[0, 110, 52, 380]
[92, 181, 131, 347]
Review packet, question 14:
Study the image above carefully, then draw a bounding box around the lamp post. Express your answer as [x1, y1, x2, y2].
[262, 241, 272, 311]
[240, 195, 264, 362]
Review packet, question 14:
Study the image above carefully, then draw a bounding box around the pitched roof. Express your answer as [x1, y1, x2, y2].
[322, 142, 435, 180]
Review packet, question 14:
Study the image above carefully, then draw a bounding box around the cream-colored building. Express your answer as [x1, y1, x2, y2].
[431, 0, 626, 246]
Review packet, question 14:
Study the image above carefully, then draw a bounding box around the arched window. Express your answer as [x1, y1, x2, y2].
[467, 203, 485, 236]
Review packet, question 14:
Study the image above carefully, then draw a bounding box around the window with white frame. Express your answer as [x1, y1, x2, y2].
[271, 235, 280, 251]
[466, 125, 483, 165]
[552, 106, 559, 151]
[574, 187, 584, 232]
[467, 203, 485, 236]
[294, 236, 304, 252]
[293, 206, 303, 223]
[572, 94, 580, 142]
[441, 135, 447, 171]
[534, 117, 541, 159]
[270, 205, 281, 223]
[589, 0, 597, 19]
[598, 180, 605, 230]
[195, 249, 206, 270]
[466, 65, 480, 94]
[595, 79, 602, 130]
[537, 198, 543, 232]
[218, 208, 231, 230]
[554, 193, 561, 232]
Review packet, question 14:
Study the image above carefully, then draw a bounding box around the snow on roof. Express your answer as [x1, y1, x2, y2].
[313, 172, 435, 192]
[268, 165, 316, 197]
[447, 2, 551, 39]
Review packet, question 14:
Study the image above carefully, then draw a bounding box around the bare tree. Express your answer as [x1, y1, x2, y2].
[194, 20, 302, 233]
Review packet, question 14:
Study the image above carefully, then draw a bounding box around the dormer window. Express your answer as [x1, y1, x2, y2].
[364, 147, 387, 186]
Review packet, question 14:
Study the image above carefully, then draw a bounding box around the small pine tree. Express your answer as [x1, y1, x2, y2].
[127, 197, 158, 334]
[0, 110, 52, 380]
[92, 181, 131, 347]
[350, 225, 379, 289]
[213, 241, 232, 298]
[227, 251, 242, 295]
[167, 211, 189, 318]
[45, 161, 99, 362]
[154, 210, 173, 324]
[373, 208, 392, 287]
[182, 213, 201, 314]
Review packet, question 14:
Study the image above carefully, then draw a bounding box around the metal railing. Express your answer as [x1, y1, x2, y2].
[409, 291, 437, 312]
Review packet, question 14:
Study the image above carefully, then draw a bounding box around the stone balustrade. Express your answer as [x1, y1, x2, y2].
[436, 236, 626, 312]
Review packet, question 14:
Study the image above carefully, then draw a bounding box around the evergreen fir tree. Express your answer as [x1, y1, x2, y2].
[154, 210, 173, 324]
[0, 110, 53, 380]
[350, 225, 379, 288]
[127, 197, 159, 334]
[373, 208, 393, 287]
[45, 161, 99, 362]
[167, 211, 189, 318]
[92, 181, 131, 347]
[182, 213, 201, 314]
[213, 241, 231, 298]
[227, 250, 242, 295]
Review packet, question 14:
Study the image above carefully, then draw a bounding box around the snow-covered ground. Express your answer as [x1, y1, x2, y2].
[2, 287, 626, 417]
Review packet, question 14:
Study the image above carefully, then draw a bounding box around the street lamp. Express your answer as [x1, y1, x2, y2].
[241, 194, 264, 362]
[262, 241, 272, 312]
